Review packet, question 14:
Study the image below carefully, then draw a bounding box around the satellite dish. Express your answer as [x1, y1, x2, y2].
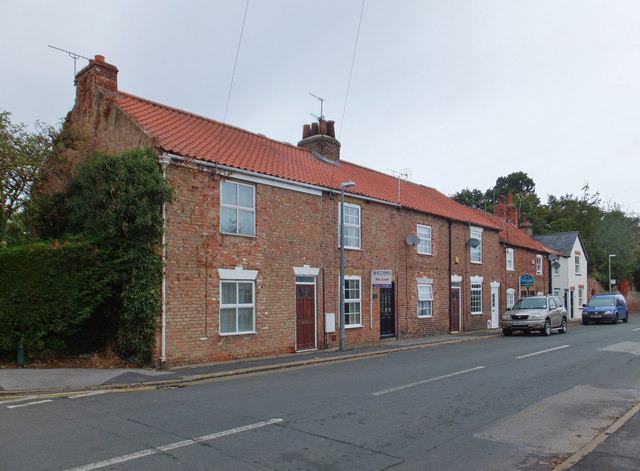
[552, 261, 561, 269]
[466, 238, 480, 248]
[548, 254, 559, 261]
[405, 235, 421, 246]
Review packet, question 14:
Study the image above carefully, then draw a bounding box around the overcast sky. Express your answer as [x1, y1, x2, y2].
[3, 0, 639, 214]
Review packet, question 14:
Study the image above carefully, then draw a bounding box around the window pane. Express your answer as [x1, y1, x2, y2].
[344, 206, 359, 225]
[221, 207, 237, 233]
[237, 282, 253, 304]
[221, 181, 237, 205]
[221, 282, 236, 304]
[237, 308, 254, 332]
[220, 308, 236, 333]
[237, 209, 255, 236]
[238, 184, 254, 208]
[345, 279, 360, 300]
[345, 302, 361, 325]
[418, 300, 432, 317]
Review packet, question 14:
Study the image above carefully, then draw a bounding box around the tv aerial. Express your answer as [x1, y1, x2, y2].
[48, 45, 90, 82]
[309, 92, 325, 122]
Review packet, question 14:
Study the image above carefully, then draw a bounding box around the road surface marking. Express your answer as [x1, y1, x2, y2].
[6, 399, 53, 409]
[64, 418, 284, 471]
[633, 328, 640, 331]
[68, 391, 107, 399]
[371, 366, 486, 396]
[516, 345, 570, 359]
[0, 396, 38, 405]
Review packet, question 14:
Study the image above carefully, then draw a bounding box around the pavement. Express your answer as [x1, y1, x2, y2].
[1, 323, 639, 471]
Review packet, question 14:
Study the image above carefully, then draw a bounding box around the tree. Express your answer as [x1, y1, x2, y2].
[450, 187, 491, 211]
[494, 171, 536, 196]
[0, 109, 55, 241]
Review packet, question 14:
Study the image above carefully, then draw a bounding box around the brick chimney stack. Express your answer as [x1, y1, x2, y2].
[520, 215, 533, 237]
[298, 118, 341, 161]
[494, 195, 507, 220]
[76, 55, 119, 93]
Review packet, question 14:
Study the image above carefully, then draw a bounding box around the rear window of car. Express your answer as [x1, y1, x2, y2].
[587, 297, 615, 307]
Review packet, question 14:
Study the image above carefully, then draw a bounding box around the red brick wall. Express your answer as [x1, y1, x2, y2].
[161, 166, 505, 364]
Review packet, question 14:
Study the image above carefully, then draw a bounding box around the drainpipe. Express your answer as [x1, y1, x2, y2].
[448, 220, 453, 331]
[159, 154, 171, 365]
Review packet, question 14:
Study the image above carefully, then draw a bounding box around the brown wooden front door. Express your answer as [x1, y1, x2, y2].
[296, 285, 315, 350]
[450, 287, 460, 331]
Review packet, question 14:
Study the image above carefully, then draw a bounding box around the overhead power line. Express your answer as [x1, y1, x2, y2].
[339, 0, 365, 139]
[224, 0, 250, 123]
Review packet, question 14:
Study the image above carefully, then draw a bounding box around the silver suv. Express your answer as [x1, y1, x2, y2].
[501, 295, 568, 336]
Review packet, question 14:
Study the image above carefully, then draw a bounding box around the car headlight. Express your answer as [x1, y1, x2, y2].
[502, 314, 511, 320]
[604, 310, 613, 315]
[529, 313, 541, 319]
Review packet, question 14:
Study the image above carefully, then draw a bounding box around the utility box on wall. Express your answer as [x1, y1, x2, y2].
[325, 313, 336, 333]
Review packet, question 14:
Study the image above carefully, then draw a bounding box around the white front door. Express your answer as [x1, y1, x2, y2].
[490, 282, 500, 328]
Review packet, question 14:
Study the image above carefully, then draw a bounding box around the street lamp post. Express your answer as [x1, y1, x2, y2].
[608, 254, 616, 294]
[339, 181, 356, 351]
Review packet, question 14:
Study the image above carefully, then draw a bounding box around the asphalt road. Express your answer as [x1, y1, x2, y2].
[2, 321, 639, 470]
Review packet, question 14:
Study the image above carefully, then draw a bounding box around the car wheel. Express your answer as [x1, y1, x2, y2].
[502, 329, 512, 336]
[612, 314, 619, 325]
[559, 317, 567, 334]
[542, 319, 551, 336]
[623, 313, 628, 323]
[582, 319, 589, 325]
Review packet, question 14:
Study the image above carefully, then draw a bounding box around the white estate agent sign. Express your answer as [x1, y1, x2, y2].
[372, 270, 392, 288]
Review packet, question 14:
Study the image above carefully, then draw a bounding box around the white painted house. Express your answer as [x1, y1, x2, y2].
[532, 232, 589, 320]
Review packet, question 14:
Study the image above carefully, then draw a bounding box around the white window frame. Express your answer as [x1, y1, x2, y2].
[506, 248, 514, 271]
[536, 254, 543, 275]
[506, 288, 515, 309]
[575, 255, 581, 275]
[219, 280, 256, 335]
[417, 224, 432, 255]
[220, 180, 256, 236]
[417, 283, 433, 317]
[342, 275, 362, 327]
[578, 288, 584, 307]
[471, 281, 483, 314]
[470, 226, 483, 264]
[339, 203, 361, 250]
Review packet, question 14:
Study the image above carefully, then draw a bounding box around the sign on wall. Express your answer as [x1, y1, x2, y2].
[519, 274, 535, 287]
[372, 270, 392, 288]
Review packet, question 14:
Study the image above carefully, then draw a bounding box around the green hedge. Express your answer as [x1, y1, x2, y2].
[0, 240, 108, 357]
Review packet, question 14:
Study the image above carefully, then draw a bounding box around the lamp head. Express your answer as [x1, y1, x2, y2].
[341, 181, 356, 189]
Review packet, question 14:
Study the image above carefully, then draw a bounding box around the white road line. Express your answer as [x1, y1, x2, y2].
[516, 345, 570, 359]
[371, 366, 486, 396]
[6, 399, 53, 409]
[633, 328, 640, 332]
[64, 418, 284, 471]
[0, 396, 38, 405]
[68, 391, 107, 399]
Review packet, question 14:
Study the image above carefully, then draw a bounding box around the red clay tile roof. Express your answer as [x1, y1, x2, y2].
[117, 91, 501, 230]
[480, 211, 560, 254]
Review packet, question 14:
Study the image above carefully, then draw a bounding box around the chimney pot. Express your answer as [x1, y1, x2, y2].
[327, 120, 335, 138]
[311, 122, 319, 136]
[302, 124, 311, 139]
[320, 119, 328, 135]
[95, 55, 105, 62]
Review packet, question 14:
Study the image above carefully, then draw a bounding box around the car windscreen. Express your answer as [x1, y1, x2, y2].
[587, 297, 615, 307]
[512, 298, 547, 309]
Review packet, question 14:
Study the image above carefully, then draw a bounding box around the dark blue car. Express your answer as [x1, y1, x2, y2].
[582, 294, 629, 324]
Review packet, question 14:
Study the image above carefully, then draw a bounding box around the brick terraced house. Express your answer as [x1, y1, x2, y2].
[479, 195, 561, 327]
[56, 56, 556, 365]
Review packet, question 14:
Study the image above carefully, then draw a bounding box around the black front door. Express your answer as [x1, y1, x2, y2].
[380, 284, 395, 338]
